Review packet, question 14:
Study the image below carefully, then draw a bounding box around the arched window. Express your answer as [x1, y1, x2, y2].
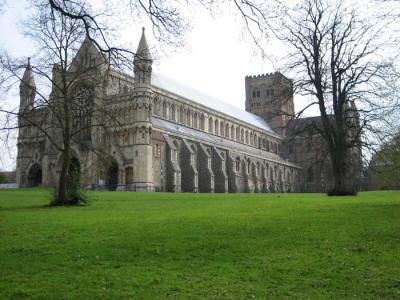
[236, 157, 241, 172]
[154, 98, 159, 115]
[72, 86, 94, 141]
[200, 114, 205, 130]
[236, 127, 240, 141]
[252, 88, 261, 99]
[163, 101, 168, 119]
[170, 104, 176, 121]
[220, 121, 224, 136]
[193, 112, 198, 129]
[177, 106, 181, 123]
[208, 117, 213, 133]
[247, 159, 251, 174]
[187, 109, 191, 126]
[225, 123, 229, 138]
[180, 107, 185, 124]
[250, 132, 253, 146]
[125, 167, 133, 184]
[231, 125, 235, 139]
[173, 140, 180, 163]
[256, 162, 260, 176]
[245, 131, 249, 144]
[215, 119, 219, 135]
[241, 129, 244, 142]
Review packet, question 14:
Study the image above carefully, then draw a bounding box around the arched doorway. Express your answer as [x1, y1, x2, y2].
[27, 163, 42, 187]
[107, 160, 119, 191]
[125, 167, 133, 186]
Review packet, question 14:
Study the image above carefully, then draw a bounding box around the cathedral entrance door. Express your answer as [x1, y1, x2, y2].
[107, 160, 119, 191]
[27, 163, 42, 187]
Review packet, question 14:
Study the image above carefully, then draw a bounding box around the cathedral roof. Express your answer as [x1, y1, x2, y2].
[151, 73, 274, 134]
[152, 117, 298, 167]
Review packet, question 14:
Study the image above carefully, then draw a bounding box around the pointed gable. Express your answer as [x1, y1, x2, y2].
[69, 35, 107, 72]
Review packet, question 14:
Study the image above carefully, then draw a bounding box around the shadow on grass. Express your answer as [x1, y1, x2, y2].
[0, 202, 90, 212]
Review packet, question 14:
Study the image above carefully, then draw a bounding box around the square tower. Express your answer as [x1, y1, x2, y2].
[245, 72, 294, 135]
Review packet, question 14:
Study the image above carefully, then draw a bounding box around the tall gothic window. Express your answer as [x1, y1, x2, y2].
[252, 88, 261, 99]
[208, 117, 213, 133]
[170, 104, 176, 121]
[187, 109, 191, 126]
[200, 114, 205, 131]
[193, 113, 198, 129]
[163, 101, 168, 118]
[236, 158, 241, 172]
[72, 86, 94, 141]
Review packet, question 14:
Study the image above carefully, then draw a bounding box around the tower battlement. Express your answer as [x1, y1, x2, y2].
[245, 71, 283, 79]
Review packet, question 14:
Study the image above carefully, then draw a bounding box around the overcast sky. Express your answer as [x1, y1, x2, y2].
[0, 0, 315, 170]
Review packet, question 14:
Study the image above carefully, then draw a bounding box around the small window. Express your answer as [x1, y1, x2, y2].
[154, 144, 161, 157]
[236, 158, 241, 172]
[252, 88, 260, 99]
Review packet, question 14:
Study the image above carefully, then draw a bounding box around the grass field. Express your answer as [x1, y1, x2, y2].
[0, 189, 399, 299]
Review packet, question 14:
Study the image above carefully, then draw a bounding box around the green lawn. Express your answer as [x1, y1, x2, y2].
[0, 190, 399, 299]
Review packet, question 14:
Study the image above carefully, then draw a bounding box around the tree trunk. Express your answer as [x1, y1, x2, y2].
[329, 147, 356, 196]
[52, 149, 70, 205]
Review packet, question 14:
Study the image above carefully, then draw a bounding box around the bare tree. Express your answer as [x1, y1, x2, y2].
[0, 1, 124, 204]
[271, 0, 399, 195]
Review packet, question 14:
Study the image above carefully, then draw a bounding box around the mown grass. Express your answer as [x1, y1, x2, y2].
[0, 189, 399, 299]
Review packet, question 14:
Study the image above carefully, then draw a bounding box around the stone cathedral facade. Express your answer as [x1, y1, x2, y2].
[16, 29, 310, 193]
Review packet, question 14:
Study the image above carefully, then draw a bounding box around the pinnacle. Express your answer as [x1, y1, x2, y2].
[20, 57, 35, 88]
[135, 27, 152, 61]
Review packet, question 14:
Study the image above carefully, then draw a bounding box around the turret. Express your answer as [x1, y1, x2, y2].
[134, 27, 153, 86]
[131, 28, 154, 192]
[19, 57, 36, 112]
